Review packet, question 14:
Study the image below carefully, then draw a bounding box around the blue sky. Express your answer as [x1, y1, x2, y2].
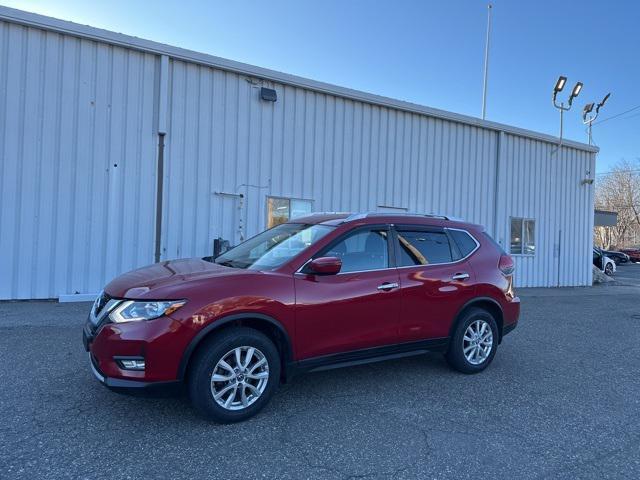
[5, 0, 639, 174]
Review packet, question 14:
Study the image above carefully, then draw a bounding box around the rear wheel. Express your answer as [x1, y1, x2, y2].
[188, 327, 280, 423]
[445, 307, 498, 374]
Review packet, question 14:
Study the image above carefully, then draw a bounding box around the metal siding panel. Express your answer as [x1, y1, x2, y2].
[499, 133, 595, 287]
[0, 22, 157, 299]
[162, 58, 594, 288]
[0, 22, 597, 298]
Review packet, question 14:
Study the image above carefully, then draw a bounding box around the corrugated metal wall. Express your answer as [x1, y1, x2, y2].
[0, 17, 596, 299]
[0, 21, 158, 299]
[161, 60, 499, 260]
[494, 134, 595, 287]
[161, 59, 594, 287]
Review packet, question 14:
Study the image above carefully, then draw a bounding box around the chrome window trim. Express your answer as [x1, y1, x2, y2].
[295, 225, 393, 276]
[294, 225, 481, 275]
[393, 227, 480, 269]
[294, 260, 397, 276]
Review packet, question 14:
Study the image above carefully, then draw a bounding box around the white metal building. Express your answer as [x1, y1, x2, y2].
[0, 6, 598, 300]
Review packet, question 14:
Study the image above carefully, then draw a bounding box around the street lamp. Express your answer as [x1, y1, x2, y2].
[568, 82, 583, 106]
[595, 92, 610, 114]
[583, 102, 595, 117]
[553, 76, 567, 102]
[583, 92, 611, 145]
[552, 75, 584, 147]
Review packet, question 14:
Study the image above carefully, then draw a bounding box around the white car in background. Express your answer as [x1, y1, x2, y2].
[593, 248, 616, 276]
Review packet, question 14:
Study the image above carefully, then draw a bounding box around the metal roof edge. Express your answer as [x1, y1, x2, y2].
[0, 5, 599, 154]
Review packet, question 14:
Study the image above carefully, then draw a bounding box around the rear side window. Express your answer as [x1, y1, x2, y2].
[396, 230, 454, 266]
[448, 229, 478, 258]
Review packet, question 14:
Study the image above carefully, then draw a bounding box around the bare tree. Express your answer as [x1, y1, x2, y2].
[594, 159, 640, 249]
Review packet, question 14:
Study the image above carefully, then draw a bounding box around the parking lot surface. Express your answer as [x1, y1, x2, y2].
[2, 280, 640, 479]
[611, 261, 640, 286]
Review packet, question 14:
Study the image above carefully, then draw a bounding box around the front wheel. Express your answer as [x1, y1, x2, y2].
[188, 327, 281, 423]
[605, 263, 614, 276]
[445, 308, 498, 374]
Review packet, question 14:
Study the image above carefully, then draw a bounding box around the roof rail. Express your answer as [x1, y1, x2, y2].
[341, 212, 459, 223]
[305, 211, 351, 216]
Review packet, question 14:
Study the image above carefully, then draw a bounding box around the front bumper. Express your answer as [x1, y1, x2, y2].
[502, 320, 518, 337]
[87, 352, 180, 390]
[83, 313, 192, 388]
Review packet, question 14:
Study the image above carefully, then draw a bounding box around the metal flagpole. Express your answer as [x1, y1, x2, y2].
[481, 3, 492, 120]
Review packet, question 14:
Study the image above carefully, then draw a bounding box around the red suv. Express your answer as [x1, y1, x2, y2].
[83, 213, 519, 422]
[621, 248, 640, 263]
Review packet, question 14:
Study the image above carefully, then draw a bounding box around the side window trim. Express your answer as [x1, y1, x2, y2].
[300, 224, 396, 275]
[446, 228, 481, 260]
[445, 229, 463, 261]
[391, 225, 480, 268]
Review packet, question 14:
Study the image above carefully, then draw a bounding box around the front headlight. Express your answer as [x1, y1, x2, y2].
[109, 300, 187, 323]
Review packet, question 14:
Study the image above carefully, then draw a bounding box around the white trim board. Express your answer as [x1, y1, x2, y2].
[58, 293, 99, 303]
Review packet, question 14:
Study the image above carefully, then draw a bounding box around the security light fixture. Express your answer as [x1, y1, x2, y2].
[554, 76, 567, 93]
[596, 92, 610, 113]
[552, 76, 567, 102]
[551, 76, 585, 149]
[260, 87, 277, 102]
[568, 82, 583, 106]
[582, 102, 594, 121]
[583, 92, 611, 145]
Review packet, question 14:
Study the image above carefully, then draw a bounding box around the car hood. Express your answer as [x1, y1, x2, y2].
[105, 258, 255, 299]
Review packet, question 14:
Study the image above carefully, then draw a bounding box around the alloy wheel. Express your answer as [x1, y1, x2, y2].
[210, 346, 269, 411]
[462, 319, 493, 365]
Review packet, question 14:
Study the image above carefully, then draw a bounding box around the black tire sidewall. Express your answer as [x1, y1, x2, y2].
[188, 327, 281, 423]
[446, 308, 498, 374]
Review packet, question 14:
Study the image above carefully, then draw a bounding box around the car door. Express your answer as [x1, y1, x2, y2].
[294, 225, 401, 359]
[593, 249, 603, 270]
[393, 225, 478, 342]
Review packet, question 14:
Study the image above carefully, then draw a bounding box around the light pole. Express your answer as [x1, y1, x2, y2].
[582, 93, 610, 145]
[552, 76, 583, 147]
[481, 3, 492, 120]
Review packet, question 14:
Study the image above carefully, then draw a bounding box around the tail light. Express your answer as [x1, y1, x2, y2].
[499, 254, 515, 276]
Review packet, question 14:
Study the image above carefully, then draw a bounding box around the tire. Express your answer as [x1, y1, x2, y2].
[188, 327, 281, 423]
[445, 307, 499, 374]
[605, 263, 614, 276]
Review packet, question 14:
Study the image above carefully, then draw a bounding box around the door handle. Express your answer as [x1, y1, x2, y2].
[377, 282, 399, 291]
[451, 272, 470, 281]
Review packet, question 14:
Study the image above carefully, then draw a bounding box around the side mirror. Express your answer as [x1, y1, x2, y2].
[307, 256, 342, 275]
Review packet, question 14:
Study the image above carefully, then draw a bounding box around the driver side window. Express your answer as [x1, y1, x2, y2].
[322, 228, 389, 273]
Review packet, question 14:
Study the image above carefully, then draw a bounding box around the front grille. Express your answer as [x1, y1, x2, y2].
[94, 292, 111, 317]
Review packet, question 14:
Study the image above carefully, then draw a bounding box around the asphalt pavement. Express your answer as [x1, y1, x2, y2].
[611, 260, 640, 287]
[1, 279, 640, 479]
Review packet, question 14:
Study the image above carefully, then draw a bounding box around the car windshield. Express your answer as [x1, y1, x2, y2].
[211, 223, 334, 270]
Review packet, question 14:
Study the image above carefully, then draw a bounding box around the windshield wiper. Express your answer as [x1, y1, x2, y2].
[215, 260, 237, 268]
[216, 259, 252, 269]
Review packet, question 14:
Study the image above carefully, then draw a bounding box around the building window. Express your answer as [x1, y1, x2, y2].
[510, 218, 535, 255]
[266, 197, 313, 228]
